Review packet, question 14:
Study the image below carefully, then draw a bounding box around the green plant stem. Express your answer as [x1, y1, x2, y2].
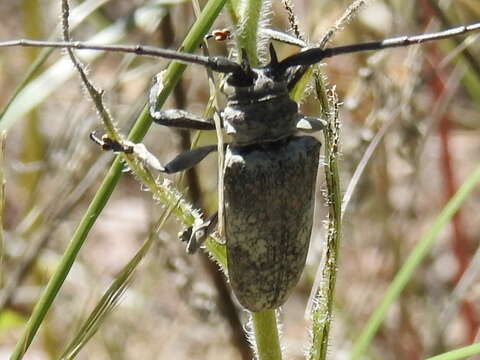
[10, 159, 122, 360]
[9, 0, 227, 358]
[19, 0, 45, 213]
[251, 309, 282, 360]
[425, 343, 480, 360]
[308, 73, 342, 360]
[351, 164, 480, 360]
[59, 205, 175, 360]
[235, 0, 263, 64]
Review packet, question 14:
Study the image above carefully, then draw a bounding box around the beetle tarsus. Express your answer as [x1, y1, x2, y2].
[90, 131, 218, 174]
[90, 131, 165, 170]
[180, 212, 219, 254]
[89, 131, 133, 153]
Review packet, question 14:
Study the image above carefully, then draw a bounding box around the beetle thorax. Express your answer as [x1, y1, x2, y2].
[221, 67, 299, 145]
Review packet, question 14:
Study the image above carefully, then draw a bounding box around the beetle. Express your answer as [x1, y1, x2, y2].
[89, 20, 479, 312]
[92, 43, 326, 311]
[4, 21, 480, 312]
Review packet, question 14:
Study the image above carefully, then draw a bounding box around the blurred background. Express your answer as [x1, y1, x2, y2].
[0, 0, 479, 359]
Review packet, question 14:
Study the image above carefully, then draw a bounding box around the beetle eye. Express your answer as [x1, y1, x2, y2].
[227, 68, 257, 87]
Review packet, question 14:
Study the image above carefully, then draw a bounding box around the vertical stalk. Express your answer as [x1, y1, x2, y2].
[308, 73, 342, 360]
[235, 0, 263, 64]
[19, 0, 45, 214]
[251, 309, 282, 360]
[419, 0, 478, 340]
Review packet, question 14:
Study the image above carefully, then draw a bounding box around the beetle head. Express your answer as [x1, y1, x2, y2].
[222, 45, 296, 104]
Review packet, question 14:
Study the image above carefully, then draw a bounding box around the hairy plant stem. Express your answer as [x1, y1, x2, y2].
[308, 72, 342, 360]
[251, 309, 282, 360]
[236, 0, 263, 64]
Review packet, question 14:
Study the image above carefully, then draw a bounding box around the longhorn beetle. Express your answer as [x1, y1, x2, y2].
[2, 20, 479, 312]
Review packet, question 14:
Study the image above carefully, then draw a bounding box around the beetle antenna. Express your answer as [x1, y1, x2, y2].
[278, 21, 480, 70]
[0, 39, 242, 74]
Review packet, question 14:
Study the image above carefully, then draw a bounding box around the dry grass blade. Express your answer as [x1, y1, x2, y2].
[59, 205, 175, 360]
[318, 0, 370, 48]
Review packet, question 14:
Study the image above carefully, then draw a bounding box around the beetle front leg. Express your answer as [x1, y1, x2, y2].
[149, 75, 217, 130]
[90, 132, 217, 173]
[296, 116, 327, 133]
[124, 142, 217, 174]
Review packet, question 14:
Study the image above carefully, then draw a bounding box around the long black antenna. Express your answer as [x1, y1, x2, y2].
[1, 22, 479, 73]
[279, 22, 480, 70]
[0, 40, 242, 74]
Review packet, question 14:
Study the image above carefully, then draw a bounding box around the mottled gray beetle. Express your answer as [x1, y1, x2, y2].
[100, 43, 327, 312]
[92, 22, 479, 312]
[9, 22, 479, 312]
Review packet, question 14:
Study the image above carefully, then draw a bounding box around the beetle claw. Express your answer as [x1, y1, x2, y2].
[89, 131, 134, 153]
[180, 213, 218, 254]
[178, 227, 192, 243]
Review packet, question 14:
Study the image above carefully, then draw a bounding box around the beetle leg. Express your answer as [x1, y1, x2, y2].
[149, 108, 217, 130]
[179, 212, 218, 254]
[160, 144, 217, 173]
[129, 143, 217, 173]
[149, 76, 217, 130]
[296, 116, 328, 133]
[90, 131, 134, 153]
[91, 131, 217, 173]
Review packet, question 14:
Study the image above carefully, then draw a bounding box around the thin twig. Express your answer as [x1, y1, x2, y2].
[281, 0, 303, 40]
[318, 0, 370, 49]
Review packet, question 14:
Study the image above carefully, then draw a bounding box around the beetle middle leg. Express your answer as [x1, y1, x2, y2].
[92, 71, 222, 171]
[296, 116, 328, 133]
